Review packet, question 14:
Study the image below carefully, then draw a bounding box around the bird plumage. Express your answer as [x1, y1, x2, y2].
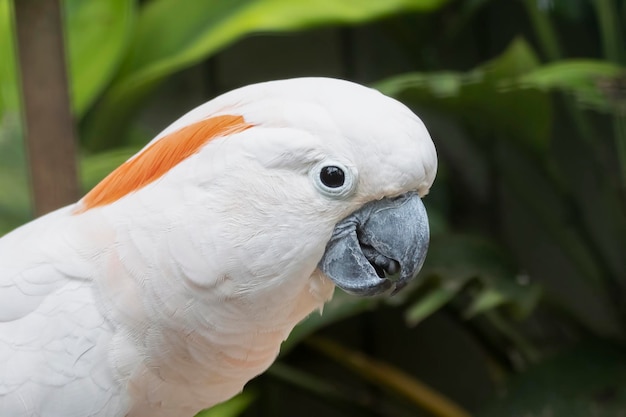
[0, 77, 436, 416]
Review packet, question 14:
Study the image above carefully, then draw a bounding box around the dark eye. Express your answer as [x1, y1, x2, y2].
[319, 166, 345, 188]
[311, 160, 356, 198]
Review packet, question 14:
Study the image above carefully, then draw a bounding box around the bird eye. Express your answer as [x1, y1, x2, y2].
[311, 160, 356, 199]
[319, 166, 345, 188]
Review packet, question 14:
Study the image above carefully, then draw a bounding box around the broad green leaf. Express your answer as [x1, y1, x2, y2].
[376, 37, 552, 151]
[478, 339, 626, 417]
[519, 60, 626, 113]
[195, 392, 255, 417]
[123, 0, 448, 78]
[0, 0, 19, 115]
[83, 0, 449, 150]
[65, 0, 136, 116]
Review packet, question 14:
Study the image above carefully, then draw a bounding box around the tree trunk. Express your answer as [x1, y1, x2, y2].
[14, 0, 80, 216]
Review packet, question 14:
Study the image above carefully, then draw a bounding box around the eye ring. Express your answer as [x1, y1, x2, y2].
[311, 160, 356, 198]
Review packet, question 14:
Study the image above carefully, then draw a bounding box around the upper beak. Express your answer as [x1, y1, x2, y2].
[318, 192, 429, 296]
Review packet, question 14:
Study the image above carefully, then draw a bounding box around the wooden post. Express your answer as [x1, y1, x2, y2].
[14, 0, 80, 216]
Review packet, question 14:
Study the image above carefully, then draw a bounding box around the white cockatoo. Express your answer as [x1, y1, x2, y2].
[0, 77, 437, 417]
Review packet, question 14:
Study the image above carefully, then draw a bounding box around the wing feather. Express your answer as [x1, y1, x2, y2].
[0, 207, 125, 416]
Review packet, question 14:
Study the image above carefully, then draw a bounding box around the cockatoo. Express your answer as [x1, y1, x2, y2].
[0, 77, 436, 417]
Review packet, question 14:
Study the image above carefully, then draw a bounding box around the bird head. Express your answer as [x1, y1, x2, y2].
[77, 77, 437, 298]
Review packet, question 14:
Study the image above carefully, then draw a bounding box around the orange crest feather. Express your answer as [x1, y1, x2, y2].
[76, 114, 251, 213]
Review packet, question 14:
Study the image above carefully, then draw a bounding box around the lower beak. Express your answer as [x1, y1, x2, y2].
[318, 192, 429, 296]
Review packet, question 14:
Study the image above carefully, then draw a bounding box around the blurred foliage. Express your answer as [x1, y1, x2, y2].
[195, 392, 256, 417]
[307, 336, 473, 417]
[370, 1, 626, 416]
[478, 340, 626, 417]
[378, 38, 552, 151]
[66, 0, 135, 116]
[81, 0, 449, 150]
[407, 234, 542, 325]
[2, 0, 626, 416]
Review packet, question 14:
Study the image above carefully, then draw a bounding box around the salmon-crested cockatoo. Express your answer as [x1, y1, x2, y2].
[0, 77, 437, 417]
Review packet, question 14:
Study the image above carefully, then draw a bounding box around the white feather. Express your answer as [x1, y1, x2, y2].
[0, 77, 436, 416]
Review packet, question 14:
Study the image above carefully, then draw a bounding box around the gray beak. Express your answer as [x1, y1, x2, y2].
[319, 192, 429, 296]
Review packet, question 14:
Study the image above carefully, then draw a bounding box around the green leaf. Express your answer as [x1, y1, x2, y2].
[519, 60, 626, 113]
[65, 0, 136, 116]
[122, 0, 447, 87]
[464, 288, 508, 318]
[405, 286, 458, 326]
[195, 392, 255, 417]
[478, 339, 626, 417]
[418, 234, 542, 321]
[376, 37, 552, 151]
[0, 0, 19, 116]
[0, 0, 135, 118]
[0, 2, 26, 235]
[83, 0, 449, 150]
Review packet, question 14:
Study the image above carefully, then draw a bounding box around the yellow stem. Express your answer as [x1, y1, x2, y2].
[307, 336, 473, 417]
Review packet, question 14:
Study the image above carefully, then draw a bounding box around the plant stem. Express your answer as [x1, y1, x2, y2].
[307, 336, 474, 417]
